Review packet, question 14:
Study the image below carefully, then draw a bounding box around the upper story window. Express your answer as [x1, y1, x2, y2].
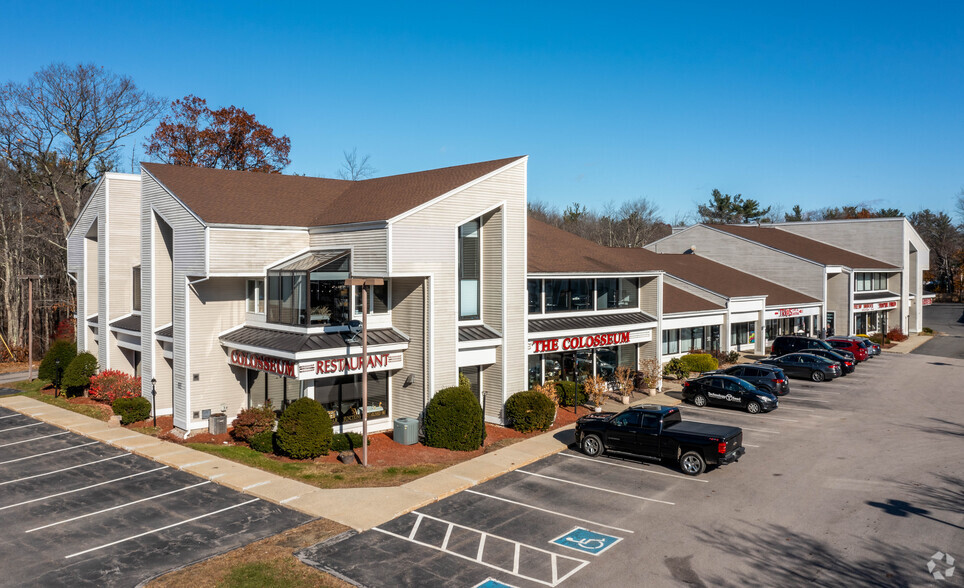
[459, 218, 481, 320]
[266, 251, 351, 326]
[247, 279, 265, 314]
[354, 282, 389, 316]
[545, 279, 592, 313]
[132, 266, 141, 312]
[527, 280, 542, 314]
[596, 278, 638, 310]
[855, 272, 888, 292]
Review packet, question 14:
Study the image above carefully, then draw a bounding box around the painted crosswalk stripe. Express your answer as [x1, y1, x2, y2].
[65, 498, 260, 559]
[515, 470, 675, 505]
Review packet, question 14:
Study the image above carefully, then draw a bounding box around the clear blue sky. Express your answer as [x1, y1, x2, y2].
[4, 1, 963, 221]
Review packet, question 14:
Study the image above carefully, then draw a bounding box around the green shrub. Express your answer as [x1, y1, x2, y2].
[458, 372, 472, 391]
[330, 432, 370, 452]
[681, 353, 718, 373]
[922, 327, 934, 335]
[726, 351, 740, 364]
[663, 357, 687, 380]
[424, 386, 485, 451]
[554, 381, 587, 407]
[112, 396, 151, 425]
[230, 405, 276, 442]
[248, 430, 275, 453]
[62, 352, 98, 396]
[274, 398, 332, 459]
[38, 339, 77, 385]
[505, 390, 556, 433]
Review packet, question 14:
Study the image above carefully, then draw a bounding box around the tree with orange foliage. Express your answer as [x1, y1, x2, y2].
[144, 95, 291, 173]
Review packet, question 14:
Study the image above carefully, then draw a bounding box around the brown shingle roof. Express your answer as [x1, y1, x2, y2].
[527, 219, 651, 274]
[142, 156, 525, 227]
[708, 225, 898, 269]
[662, 284, 725, 314]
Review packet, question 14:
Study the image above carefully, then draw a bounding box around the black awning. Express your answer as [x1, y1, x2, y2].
[220, 325, 409, 355]
[459, 324, 502, 343]
[109, 315, 141, 333]
[853, 291, 900, 302]
[529, 311, 656, 334]
[155, 324, 173, 339]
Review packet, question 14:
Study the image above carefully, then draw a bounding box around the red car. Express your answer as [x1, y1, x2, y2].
[826, 338, 869, 362]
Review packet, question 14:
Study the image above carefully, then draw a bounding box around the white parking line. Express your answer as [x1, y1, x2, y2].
[26, 481, 212, 533]
[783, 397, 831, 403]
[374, 511, 590, 587]
[515, 470, 675, 505]
[0, 422, 44, 433]
[682, 406, 799, 423]
[0, 441, 100, 465]
[773, 405, 815, 412]
[464, 489, 635, 533]
[0, 414, 23, 420]
[744, 444, 760, 448]
[0, 466, 168, 511]
[558, 452, 709, 483]
[0, 431, 70, 448]
[0, 454, 129, 487]
[65, 498, 261, 559]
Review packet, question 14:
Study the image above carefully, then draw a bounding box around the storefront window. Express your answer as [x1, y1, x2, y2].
[314, 372, 389, 424]
[545, 279, 592, 313]
[461, 366, 482, 401]
[353, 282, 389, 316]
[527, 355, 541, 388]
[527, 280, 542, 314]
[132, 266, 141, 312]
[596, 278, 638, 310]
[246, 279, 264, 314]
[247, 370, 300, 412]
[459, 218, 481, 320]
[730, 322, 755, 349]
[855, 272, 889, 292]
[662, 327, 706, 355]
[596, 344, 637, 381]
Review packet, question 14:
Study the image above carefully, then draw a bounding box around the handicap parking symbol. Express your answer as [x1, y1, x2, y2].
[550, 527, 622, 556]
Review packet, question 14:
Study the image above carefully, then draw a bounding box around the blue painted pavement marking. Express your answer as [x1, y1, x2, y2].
[472, 578, 518, 588]
[549, 527, 622, 557]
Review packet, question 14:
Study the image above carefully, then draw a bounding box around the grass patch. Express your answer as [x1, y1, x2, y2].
[217, 560, 320, 588]
[11, 381, 112, 421]
[185, 443, 445, 489]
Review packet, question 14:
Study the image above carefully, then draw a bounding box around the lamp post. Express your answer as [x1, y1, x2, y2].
[151, 377, 157, 427]
[54, 358, 62, 398]
[345, 277, 384, 467]
[18, 274, 43, 381]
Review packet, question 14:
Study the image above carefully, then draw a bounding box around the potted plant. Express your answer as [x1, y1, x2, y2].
[638, 358, 662, 396]
[584, 375, 607, 412]
[614, 366, 634, 405]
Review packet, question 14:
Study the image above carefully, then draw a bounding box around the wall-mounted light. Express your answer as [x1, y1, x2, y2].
[404, 374, 415, 386]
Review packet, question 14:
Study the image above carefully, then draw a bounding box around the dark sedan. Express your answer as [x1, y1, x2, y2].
[708, 364, 790, 396]
[796, 348, 855, 375]
[759, 352, 841, 382]
[682, 375, 779, 414]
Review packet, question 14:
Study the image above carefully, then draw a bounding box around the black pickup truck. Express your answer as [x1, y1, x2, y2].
[574, 405, 745, 476]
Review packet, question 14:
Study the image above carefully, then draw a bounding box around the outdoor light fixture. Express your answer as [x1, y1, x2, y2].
[54, 357, 62, 398]
[151, 377, 157, 427]
[404, 374, 415, 386]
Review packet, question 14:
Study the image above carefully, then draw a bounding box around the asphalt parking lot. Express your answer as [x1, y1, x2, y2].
[300, 352, 964, 587]
[0, 408, 312, 587]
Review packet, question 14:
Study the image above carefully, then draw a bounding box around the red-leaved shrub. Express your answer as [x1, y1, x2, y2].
[231, 404, 276, 442]
[89, 370, 140, 403]
[886, 328, 908, 342]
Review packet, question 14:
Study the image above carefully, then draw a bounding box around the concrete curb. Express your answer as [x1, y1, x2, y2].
[882, 333, 933, 354]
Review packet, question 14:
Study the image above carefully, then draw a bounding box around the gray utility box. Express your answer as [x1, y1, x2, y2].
[393, 417, 419, 445]
[208, 413, 227, 435]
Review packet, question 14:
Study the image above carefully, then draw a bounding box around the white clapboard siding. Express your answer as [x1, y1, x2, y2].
[209, 227, 309, 274]
[390, 277, 425, 419]
[188, 277, 247, 422]
[106, 175, 142, 372]
[309, 226, 388, 276]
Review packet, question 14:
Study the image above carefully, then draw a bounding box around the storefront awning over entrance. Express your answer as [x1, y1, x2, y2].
[853, 291, 900, 303]
[109, 314, 141, 334]
[529, 311, 656, 334]
[220, 325, 409, 359]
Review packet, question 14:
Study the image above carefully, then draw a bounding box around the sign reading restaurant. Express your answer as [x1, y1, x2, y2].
[230, 349, 403, 380]
[528, 329, 652, 355]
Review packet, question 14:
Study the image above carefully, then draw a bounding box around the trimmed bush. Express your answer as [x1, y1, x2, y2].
[330, 432, 369, 452]
[554, 381, 587, 407]
[249, 430, 275, 453]
[663, 357, 687, 380]
[38, 339, 76, 384]
[458, 372, 472, 392]
[231, 405, 275, 442]
[505, 390, 556, 433]
[424, 386, 485, 451]
[62, 352, 98, 396]
[112, 396, 151, 425]
[89, 370, 141, 402]
[886, 328, 908, 342]
[681, 353, 718, 373]
[274, 398, 332, 459]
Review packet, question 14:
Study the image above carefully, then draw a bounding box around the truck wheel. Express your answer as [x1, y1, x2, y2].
[582, 434, 603, 458]
[693, 394, 708, 407]
[747, 401, 761, 414]
[811, 370, 825, 382]
[679, 451, 706, 476]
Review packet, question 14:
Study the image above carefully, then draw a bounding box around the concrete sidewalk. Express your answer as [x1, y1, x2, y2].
[0, 393, 678, 531]
[883, 333, 933, 354]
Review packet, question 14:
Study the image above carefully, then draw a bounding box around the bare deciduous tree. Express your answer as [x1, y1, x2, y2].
[337, 148, 376, 180]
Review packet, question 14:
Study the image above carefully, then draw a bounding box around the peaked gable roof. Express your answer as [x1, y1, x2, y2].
[662, 283, 725, 314]
[707, 224, 898, 269]
[142, 156, 525, 228]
